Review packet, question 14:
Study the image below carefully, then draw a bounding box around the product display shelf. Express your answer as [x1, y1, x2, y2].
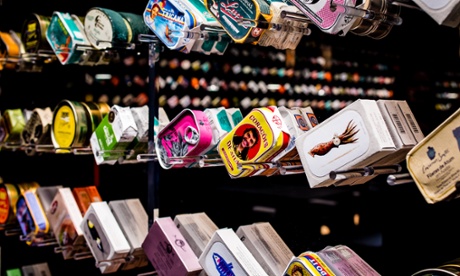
[0, 1, 459, 275]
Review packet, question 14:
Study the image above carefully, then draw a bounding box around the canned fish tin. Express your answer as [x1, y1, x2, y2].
[407, 108, 460, 203]
[84, 7, 131, 49]
[16, 191, 50, 245]
[156, 109, 214, 169]
[51, 100, 91, 153]
[21, 13, 52, 53]
[0, 183, 19, 226]
[46, 11, 91, 65]
[218, 106, 290, 178]
[204, 0, 272, 44]
[144, 0, 201, 52]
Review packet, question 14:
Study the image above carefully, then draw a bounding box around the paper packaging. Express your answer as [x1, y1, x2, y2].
[81, 201, 131, 274]
[317, 246, 360, 275]
[236, 222, 294, 276]
[72, 186, 102, 215]
[296, 99, 396, 188]
[109, 199, 149, 270]
[333, 245, 381, 276]
[36, 185, 62, 213]
[199, 228, 269, 276]
[174, 212, 219, 257]
[397, 100, 425, 143]
[90, 105, 138, 165]
[142, 216, 203, 276]
[46, 187, 87, 260]
[412, 0, 460, 28]
[407, 108, 460, 203]
[21, 263, 52, 276]
[335, 99, 419, 186]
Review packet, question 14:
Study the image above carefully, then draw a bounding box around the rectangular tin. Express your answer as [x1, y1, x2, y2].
[72, 186, 102, 215]
[218, 106, 290, 178]
[46, 12, 90, 65]
[407, 107, 460, 203]
[155, 109, 213, 169]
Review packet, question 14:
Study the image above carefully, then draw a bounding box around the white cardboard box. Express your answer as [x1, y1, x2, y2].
[109, 199, 149, 270]
[412, 0, 460, 27]
[199, 228, 268, 276]
[296, 99, 395, 188]
[174, 212, 219, 257]
[81, 201, 131, 274]
[236, 222, 294, 276]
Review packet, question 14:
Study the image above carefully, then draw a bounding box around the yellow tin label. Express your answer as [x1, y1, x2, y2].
[218, 107, 277, 178]
[53, 105, 76, 149]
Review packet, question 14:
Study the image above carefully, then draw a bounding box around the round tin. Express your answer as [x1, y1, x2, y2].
[21, 13, 52, 53]
[367, 0, 401, 39]
[51, 100, 90, 152]
[0, 183, 19, 226]
[84, 7, 131, 49]
[350, 0, 384, 36]
[118, 12, 151, 43]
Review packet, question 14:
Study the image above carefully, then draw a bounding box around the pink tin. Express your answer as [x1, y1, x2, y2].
[155, 109, 213, 169]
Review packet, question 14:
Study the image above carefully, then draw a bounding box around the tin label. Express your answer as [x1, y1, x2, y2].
[218, 108, 277, 178]
[53, 105, 76, 149]
[144, 0, 196, 51]
[201, 242, 246, 275]
[0, 187, 10, 224]
[298, 109, 367, 177]
[84, 9, 115, 49]
[407, 108, 460, 203]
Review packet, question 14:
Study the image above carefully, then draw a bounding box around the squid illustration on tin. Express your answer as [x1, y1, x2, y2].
[308, 120, 359, 157]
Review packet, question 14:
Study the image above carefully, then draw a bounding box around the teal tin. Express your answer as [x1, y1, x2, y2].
[46, 11, 90, 65]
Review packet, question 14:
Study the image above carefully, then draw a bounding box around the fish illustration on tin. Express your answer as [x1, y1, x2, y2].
[212, 253, 235, 276]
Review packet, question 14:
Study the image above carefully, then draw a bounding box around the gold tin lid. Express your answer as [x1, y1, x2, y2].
[407, 108, 460, 203]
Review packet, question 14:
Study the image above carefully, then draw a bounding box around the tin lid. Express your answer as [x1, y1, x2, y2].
[407, 108, 460, 203]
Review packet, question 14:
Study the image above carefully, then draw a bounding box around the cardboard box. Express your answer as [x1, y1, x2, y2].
[109, 199, 149, 270]
[90, 105, 138, 165]
[46, 187, 87, 260]
[81, 202, 131, 274]
[296, 99, 395, 188]
[236, 222, 294, 276]
[174, 212, 219, 257]
[199, 228, 268, 276]
[412, 0, 460, 27]
[142, 216, 202, 276]
[335, 100, 419, 186]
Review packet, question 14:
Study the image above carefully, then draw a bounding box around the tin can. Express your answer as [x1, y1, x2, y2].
[21, 13, 52, 53]
[155, 109, 213, 169]
[407, 108, 460, 203]
[84, 7, 131, 49]
[0, 183, 19, 227]
[51, 100, 91, 153]
[218, 106, 291, 178]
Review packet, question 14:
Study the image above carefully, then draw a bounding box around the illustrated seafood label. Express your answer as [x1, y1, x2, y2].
[407, 108, 460, 203]
[296, 99, 395, 188]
